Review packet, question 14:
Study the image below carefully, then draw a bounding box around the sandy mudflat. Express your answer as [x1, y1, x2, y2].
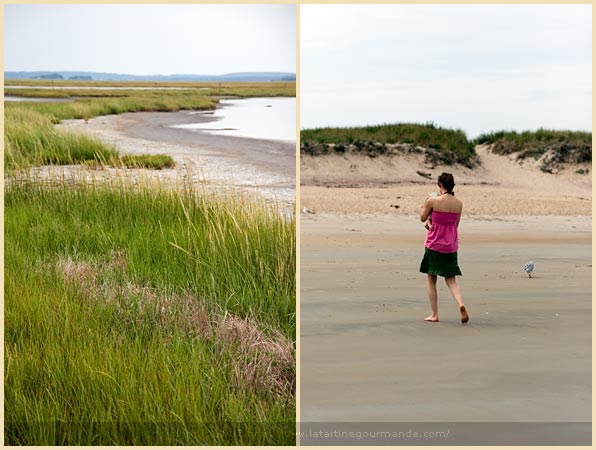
[56, 107, 296, 207]
[300, 213, 591, 425]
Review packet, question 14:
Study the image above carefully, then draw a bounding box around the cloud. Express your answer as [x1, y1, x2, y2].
[301, 4, 591, 136]
[5, 4, 296, 74]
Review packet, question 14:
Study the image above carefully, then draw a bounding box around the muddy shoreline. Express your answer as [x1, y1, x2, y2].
[57, 106, 296, 207]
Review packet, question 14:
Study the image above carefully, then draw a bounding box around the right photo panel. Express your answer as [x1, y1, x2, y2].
[299, 4, 591, 446]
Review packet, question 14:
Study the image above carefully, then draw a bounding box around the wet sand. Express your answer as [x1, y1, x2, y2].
[57, 107, 295, 206]
[300, 214, 591, 426]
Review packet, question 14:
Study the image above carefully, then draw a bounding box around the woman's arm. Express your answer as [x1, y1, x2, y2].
[420, 197, 433, 222]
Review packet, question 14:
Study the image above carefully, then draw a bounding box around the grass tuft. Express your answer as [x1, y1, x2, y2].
[118, 154, 176, 169]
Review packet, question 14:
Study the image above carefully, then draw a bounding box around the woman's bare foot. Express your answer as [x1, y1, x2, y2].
[424, 315, 439, 322]
[459, 305, 469, 324]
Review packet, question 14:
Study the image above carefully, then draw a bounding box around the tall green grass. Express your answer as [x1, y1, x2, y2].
[301, 122, 474, 158]
[4, 93, 213, 168]
[5, 107, 120, 167]
[10, 93, 217, 123]
[5, 176, 296, 445]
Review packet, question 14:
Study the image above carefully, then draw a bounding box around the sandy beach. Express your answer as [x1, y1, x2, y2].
[299, 148, 591, 444]
[56, 105, 296, 207]
[300, 145, 591, 216]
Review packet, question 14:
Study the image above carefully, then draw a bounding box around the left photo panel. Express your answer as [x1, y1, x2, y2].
[4, 3, 296, 446]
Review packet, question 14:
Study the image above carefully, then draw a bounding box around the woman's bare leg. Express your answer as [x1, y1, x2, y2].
[425, 274, 439, 321]
[445, 277, 464, 307]
[445, 277, 469, 323]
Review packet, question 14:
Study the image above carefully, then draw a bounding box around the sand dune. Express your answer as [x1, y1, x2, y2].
[300, 145, 591, 216]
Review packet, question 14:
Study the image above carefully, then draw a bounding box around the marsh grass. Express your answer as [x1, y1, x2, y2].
[4, 94, 215, 169]
[5, 81, 294, 169]
[5, 107, 120, 168]
[5, 79, 296, 95]
[5, 174, 296, 445]
[5, 82, 297, 444]
[13, 93, 218, 122]
[5, 83, 295, 100]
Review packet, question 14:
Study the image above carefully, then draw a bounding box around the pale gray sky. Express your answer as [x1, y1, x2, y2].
[301, 4, 591, 137]
[5, 4, 295, 74]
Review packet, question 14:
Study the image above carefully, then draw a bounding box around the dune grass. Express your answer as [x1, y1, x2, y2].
[301, 122, 474, 157]
[474, 129, 592, 172]
[474, 129, 592, 152]
[301, 122, 476, 166]
[5, 175, 296, 445]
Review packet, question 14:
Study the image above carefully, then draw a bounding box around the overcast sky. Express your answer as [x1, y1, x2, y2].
[5, 4, 295, 74]
[301, 4, 591, 137]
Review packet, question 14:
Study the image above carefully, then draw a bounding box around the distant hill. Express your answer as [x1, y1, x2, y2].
[5, 71, 296, 82]
[34, 73, 63, 80]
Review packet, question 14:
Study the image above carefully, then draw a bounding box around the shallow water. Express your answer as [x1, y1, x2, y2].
[171, 97, 296, 142]
[4, 95, 74, 102]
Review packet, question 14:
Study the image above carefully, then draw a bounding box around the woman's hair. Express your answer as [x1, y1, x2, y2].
[438, 172, 455, 194]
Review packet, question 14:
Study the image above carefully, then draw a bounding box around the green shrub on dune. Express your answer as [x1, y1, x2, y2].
[475, 129, 591, 160]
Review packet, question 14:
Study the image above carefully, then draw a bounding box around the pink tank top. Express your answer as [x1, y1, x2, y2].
[424, 210, 459, 253]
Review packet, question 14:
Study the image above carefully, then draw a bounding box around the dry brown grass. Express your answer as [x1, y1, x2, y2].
[219, 315, 295, 395]
[55, 251, 295, 396]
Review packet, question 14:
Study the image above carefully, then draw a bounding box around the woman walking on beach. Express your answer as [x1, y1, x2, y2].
[419, 173, 469, 324]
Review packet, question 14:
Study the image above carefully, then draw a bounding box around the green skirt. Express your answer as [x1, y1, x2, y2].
[419, 247, 462, 278]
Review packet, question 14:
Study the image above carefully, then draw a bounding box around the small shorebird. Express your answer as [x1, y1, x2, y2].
[303, 207, 316, 214]
[523, 261, 535, 278]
